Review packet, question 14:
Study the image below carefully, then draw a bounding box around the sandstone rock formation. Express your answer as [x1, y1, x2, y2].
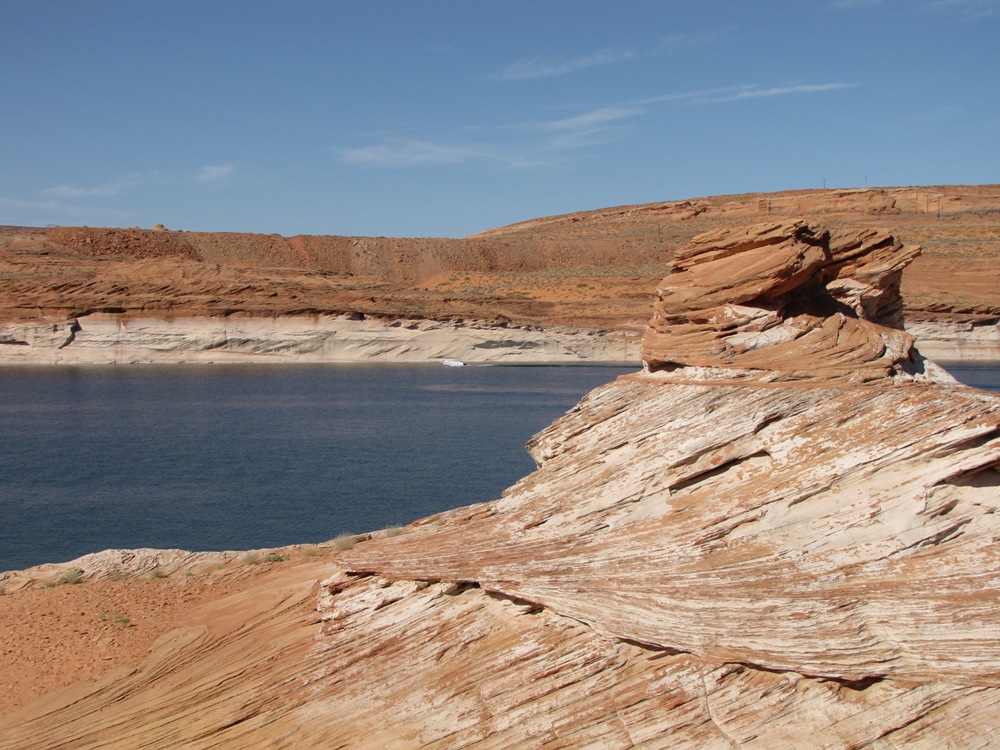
[641, 221, 927, 382]
[1, 221, 998, 748]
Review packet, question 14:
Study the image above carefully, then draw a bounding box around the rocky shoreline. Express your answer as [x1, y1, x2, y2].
[904, 319, 1000, 362]
[0, 313, 994, 365]
[0, 314, 642, 365]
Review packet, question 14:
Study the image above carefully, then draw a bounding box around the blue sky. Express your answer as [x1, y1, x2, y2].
[2, 1, 998, 237]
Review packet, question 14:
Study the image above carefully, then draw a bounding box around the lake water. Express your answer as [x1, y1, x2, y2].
[0, 364, 634, 572]
[1, 362, 997, 573]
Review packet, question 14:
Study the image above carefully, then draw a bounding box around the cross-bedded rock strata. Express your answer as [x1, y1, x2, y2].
[2, 221, 998, 748]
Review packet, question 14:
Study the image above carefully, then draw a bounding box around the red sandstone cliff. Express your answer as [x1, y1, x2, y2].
[1, 185, 998, 364]
[1, 186, 997, 330]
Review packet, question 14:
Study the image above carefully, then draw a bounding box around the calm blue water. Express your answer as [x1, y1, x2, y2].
[0, 362, 997, 573]
[0, 365, 633, 572]
[940, 363, 1000, 392]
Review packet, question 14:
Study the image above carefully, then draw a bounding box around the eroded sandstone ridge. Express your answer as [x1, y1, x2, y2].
[2, 221, 999, 748]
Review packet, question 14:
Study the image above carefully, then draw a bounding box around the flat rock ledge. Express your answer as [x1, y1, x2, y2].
[2, 221, 998, 748]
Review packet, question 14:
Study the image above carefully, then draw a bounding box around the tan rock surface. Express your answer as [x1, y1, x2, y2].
[1, 220, 998, 747]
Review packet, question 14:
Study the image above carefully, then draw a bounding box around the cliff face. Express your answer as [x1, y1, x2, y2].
[1, 185, 998, 362]
[0, 315, 640, 365]
[2, 222, 999, 748]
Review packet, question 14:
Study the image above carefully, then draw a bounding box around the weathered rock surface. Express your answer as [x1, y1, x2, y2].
[0, 314, 639, 365]
[641, 221, 928, 382]
[1, 221, 998, 748]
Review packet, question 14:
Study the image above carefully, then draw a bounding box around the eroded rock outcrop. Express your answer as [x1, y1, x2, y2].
[2, 221, 998, 748]
[641, 221, 928, 382]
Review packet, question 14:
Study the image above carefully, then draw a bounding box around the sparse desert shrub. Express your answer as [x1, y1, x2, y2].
[57, 568, 84, 585]
[99, 610, 131, 625]
[263, 553, 287, 563]
[241, 552, 262, 566]
[329, 534, 356, 552]
[299, 545, 320, 558]
[383, 526, 404, 537]
[147, 568, 168, 579]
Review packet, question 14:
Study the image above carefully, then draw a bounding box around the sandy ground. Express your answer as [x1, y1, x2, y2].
[0, 549, 334, 715]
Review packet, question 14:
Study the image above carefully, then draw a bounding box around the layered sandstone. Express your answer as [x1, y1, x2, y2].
[2, 220, 998, 748]
[641, 221, 925, 382]
[1, 185, 998, 364]
[0, 315, 638, 365]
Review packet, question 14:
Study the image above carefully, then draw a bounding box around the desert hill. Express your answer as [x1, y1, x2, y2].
[1, 186, 997, 335]
[1, 219, 999, 747]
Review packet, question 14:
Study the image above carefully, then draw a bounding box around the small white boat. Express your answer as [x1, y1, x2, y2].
[441, 359, 466, 367]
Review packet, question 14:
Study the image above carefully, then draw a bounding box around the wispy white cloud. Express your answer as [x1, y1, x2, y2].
[0, 195, 134, 223]
[635, 82, 857, 106]
[44, 181, 129, 198]
[492, 30, 729, 83]
[339, 138, 509, 168]
[531, 106, 646, 151]
[921, 0, 1000, 18]
[338, 81, 855, 171]
[42, 172, 157, 198]
[0, 196, 68, 210]
[634, 84, 755, 105]
[831, 0, 1000, 18]
[656, 29, 728, 52]
[828, 0, 886, 8]
[491, 47, 634, 81]
[714, 82, 858, 102]
[195, 163, 236, 183]
[538, 106, 646, 132]
[338, 103, 648, 169]
[913, 104, 966, 122]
